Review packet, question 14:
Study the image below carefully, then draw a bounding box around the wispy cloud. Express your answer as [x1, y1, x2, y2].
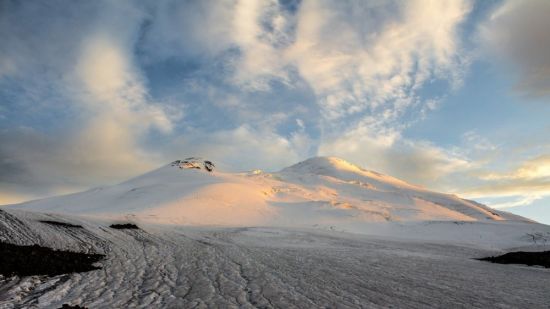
[0, 0, 547, 219]
[0, 1, 176, 199]
[0, 0, 474, 200]
[458, 153, 550, 214]
[482, 195, 544, 210]
[167, 124, 312, 171]
[319, 128, 472, 188]
[479, 155, 550, 181]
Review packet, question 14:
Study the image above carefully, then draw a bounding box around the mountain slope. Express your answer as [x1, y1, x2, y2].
[1, 208, 549, 308]
[8, 157, 530, 230]
[2, 157, 549, 308]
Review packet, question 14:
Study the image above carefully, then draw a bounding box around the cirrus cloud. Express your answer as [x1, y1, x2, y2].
[4, 0, 546, 219]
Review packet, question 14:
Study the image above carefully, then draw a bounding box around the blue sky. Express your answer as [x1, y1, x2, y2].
[1, 0, 549, 223]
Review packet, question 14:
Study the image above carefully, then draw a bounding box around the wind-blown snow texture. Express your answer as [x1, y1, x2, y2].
[1, 157, 549, 308]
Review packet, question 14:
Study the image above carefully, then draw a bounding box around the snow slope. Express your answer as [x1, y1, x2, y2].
[2, 157, 550, 308]
[8, 157, 529, 230]
[0, 209, 549, 308]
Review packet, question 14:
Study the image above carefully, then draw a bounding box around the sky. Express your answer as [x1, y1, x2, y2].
[0, 0, 549, 223]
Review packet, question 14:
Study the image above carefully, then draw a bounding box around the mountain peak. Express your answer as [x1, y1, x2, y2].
[11, 155, 529, 227]
[281, 156, 368, 175]
[171, 157, 215, 172]
[280, 156, 421, 190]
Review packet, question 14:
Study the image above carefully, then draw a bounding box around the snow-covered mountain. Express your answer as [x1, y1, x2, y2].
[9, 156, 529, 229]
[2, 157, 549, 308]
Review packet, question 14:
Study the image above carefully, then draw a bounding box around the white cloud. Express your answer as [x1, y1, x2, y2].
[479, 155, 550, 181]
[59, 7, 178, 188]
[0, 128, 160, 199]
[319, 125, 471, 187]
[5, 0, 527, 209]
[229, 0, 296, 89]
[463, 154, 550, 200]
[0, 1, 180, 200]
[487, 195, 543, 209]
[212, 0, 475, 188]
[288, 0, 471, 123]
[461, 131, 497, 152]
[75, 33, 174, 132]
[0, 190, 31, 206]
[139, 0, 235, 61]
[168, 125, 311, 172]
[208, 0, 472, 125]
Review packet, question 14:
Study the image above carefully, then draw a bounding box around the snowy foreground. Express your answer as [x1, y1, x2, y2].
[1, 209, 549, 308]
[1, 157, 550, 308]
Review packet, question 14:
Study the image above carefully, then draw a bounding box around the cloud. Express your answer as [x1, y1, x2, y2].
[167, 125, 313, 172]
[0, 191, 30, 205]
[191, 0, 472, 129]
[78, 35, 173, 124]
[467, 179, 550, 198]
[288, 0, 474, 189]
[319, 125, 471, 187]
[0, 0, 486, 205]
[464, 155, 550, 205]
[461, 131, 497, 152]
[483, 195, 543, 209]
[0, 1, 96, 78]
[0, 1, 179, 202]
[0, 127, 160, 199]
[288, 0, 471, 123]
[138, 0, 236, 61]
[480, 194, 544, 208]
[213, 0, 475, 187]
[480, 0, 550, 97]
[479, 155, 550, 181]
[65, 2, 179, 188]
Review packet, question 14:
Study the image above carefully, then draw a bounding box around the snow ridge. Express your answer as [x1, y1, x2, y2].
[7, 156, 535, 229]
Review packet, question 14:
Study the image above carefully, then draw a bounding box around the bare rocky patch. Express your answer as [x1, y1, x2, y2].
[0, 242, 105, 277]
[478, 250, 550, 268]
[39, 220, 83, 228]
[58, 304, 88, 309]
[109, 223, 140, 230]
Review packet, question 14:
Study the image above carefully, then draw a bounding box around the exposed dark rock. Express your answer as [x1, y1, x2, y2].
[58, 304, 88, 309]
[109, 223, 139, 230]
[39, 220, 83, 228]
[171, 158, 215, 172]
[0, 242, 105, 277]
[478, 250, 550, 268]
[204, 160, 215, 172]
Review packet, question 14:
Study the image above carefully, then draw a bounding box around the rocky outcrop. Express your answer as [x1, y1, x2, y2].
[171, 158, 215, 172]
